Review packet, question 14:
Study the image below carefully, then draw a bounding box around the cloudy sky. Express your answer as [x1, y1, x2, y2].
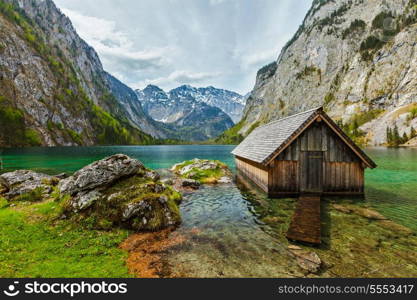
[54, 0, 312, 94]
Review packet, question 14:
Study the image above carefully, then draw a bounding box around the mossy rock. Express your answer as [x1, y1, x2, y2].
[59, 155, 182, 232]
[171, 158, 233, 184]
[0, 170, 59, 202]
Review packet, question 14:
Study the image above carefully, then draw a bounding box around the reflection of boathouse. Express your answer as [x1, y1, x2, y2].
[232, 107, 376, 197]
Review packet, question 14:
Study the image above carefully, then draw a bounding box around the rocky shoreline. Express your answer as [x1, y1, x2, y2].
[1, 155, 415, 278]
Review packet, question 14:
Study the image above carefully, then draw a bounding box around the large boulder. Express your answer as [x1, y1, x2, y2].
[0, 170, 59, 201]
[60, 154, 182, 231]
[59, 154, 145, 195]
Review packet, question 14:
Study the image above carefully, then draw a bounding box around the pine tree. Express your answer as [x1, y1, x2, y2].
[393, 124, 401, 146]
[402, 132, 409, 144]
[410, 126, 416, 139]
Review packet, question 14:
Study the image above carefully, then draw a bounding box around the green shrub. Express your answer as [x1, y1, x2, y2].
[372, 11, 394, 29]
[342, 19, 366, 39]
[296, 66, 321, 80]
[66, 129, 83, 145]
[25, 129, 42, 146]
[324, 92, 335, 106]
[407, 107, 417, 121]
[360, 35, 385, 51]
[213, 119, 245, 144]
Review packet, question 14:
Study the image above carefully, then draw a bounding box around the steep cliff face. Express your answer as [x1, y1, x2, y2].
[0, 0, 158, 146]
[237, 0, 417, 146]
[105, 74, 168, 139]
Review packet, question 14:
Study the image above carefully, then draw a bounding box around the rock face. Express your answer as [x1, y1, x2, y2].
[232, 0, 417, 146]
[0, 0, 160, 146]
[60, 154, 182, 231]
[171, 158, 233, 185]
[0, 170, 59, 200]
[136, 85, 238, 141]
[59, 154, 145, 196]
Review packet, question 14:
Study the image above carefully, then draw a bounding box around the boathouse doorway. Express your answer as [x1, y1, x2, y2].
[300, 151, 323, 194]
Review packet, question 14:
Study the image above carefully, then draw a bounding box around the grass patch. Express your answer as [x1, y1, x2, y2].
[14, 187, 44, 203]
[0, 197, 8, 209]
[0, 202, 131, 277]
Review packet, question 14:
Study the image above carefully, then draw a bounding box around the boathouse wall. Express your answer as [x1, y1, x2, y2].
[235, 120, 365, 197]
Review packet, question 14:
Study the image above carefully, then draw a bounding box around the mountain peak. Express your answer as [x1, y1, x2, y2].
[143, 84, 164, 93]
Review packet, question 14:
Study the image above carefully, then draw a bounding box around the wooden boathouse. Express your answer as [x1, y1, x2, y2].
[232, 107, 376, 197]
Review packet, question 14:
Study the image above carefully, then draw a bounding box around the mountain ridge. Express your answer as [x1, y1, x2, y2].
[0, 0, 165, 146]
[136, 84, 236, 141]
[220, 0, 417, 146]
[136, 84, 245, 123]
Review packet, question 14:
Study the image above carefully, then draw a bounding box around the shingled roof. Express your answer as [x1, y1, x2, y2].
[231, 107, 376, 168]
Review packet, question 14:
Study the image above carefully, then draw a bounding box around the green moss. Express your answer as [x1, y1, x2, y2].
[14, 187, 44, 202]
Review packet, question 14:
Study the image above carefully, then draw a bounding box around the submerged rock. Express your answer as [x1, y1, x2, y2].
[378, 220, 414, 236]
[0, 170, 59, 201]
[60, 154, 182, 231]
[332, 204, 353, 214]
[171, 158, 233, 185]
[288, 247, 322, 274]
[352, 207, 388, 220]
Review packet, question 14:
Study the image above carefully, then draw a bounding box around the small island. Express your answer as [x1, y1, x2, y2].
[170, 158, 233, 191]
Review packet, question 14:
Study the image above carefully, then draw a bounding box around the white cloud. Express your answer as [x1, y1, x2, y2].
[55, 0, 312, 94]
[136, 70, 221, 91]
[209, 0, 227, 5]
[61, 8, 171, 72]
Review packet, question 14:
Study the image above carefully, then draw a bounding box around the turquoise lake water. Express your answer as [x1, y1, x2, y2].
[1, 145, 416, 277]
[0, 145, 416, 232]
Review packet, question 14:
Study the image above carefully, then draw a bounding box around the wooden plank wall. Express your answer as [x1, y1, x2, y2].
[235, 157, 269, 192]
[270, 121, 365, 194]
[323, 162, 364, 193]
[269, 160, 299, 193]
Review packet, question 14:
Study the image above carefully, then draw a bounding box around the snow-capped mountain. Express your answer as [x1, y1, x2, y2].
[135, 85, 235, 141]
[136, 85, 246, 124]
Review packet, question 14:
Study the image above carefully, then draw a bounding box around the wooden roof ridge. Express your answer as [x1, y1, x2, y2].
[232, 106, 377, 169]
[254, 106, 323, 130]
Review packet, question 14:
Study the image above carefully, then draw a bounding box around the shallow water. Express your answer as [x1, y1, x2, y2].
[1, 145, 415, 231]
[1, 145, 416, 277]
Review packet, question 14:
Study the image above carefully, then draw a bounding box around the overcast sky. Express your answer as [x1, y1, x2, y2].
[54, 0, 311, 94]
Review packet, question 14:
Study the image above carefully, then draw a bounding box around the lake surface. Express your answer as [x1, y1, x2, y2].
[1, 145, 416, 277]
[1, 145, 415, 230]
